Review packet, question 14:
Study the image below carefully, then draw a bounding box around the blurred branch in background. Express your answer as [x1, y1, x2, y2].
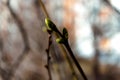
[92, 25, 103, 80]
[0, 0, 47, 80]
[103, 0, 120, 14]
[0, 0, 30, 80]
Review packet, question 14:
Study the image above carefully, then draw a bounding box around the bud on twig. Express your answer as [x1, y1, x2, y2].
[45, 18, 58, 32]
[56, 38, 65, 44]
[63, 28, 68, 39]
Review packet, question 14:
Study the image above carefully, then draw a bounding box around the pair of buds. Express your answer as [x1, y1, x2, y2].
[45, 18, 68, 44]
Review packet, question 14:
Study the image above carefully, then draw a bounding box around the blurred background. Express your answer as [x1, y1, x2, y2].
[0, 0, 120, 80]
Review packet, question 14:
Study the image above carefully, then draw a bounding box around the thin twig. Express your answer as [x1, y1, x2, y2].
[54, 28, 88, 80]
[37, 1, 52, 80]
[45, 34, 52, 80]
[61, 46, 79, 80]
[64, 42, 88, 80]
[56, 34, 79, 80]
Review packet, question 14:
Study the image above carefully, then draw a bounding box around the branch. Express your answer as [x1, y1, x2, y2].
[64, 42, 88, 80]
[37, 1, 53, 79]
[45, 18, 88, 80]
[58, 43, 79, 80]
[45, 33, 52, 80]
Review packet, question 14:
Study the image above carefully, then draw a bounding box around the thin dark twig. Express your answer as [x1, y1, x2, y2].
[45, 34, 52, 80]
[56, 33, 79, 80]
[64, 42, 88, 80]
[36, 1, 52, 79]
[61, 45, 79, 80]
[55, 28, 88, 80]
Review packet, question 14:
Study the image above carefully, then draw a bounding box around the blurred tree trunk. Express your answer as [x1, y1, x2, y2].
[92, 25, 103, 80]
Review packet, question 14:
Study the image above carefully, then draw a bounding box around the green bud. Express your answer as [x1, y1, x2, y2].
[56, 38, 65, 44]
[45, 18, 58, 32]
[45, 18, 52, 30]
[63, 28, 68, 39]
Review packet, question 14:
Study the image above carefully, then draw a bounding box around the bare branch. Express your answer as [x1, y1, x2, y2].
[45, 34, 52, 80]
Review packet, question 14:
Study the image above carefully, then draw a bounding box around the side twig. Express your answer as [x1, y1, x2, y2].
[45, 33, 52, 80]
[38, 1, 52, 80]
